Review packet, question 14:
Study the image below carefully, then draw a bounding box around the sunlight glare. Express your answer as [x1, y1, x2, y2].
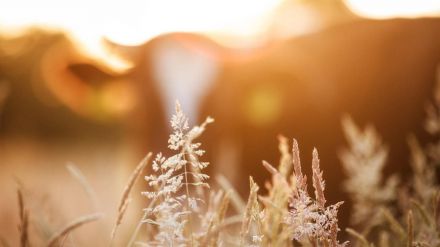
[345, 0, 440, 19]
[0, 0, 284, 54]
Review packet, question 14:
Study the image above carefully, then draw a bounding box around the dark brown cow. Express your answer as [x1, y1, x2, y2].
[199, 18, 440, 229]
[3, 19, 440, 196]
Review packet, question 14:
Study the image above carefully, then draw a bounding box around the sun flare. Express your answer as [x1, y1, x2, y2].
[345, 0, 440, 19]
[0, 0, 283, 46]
[0, 0, 284, 70]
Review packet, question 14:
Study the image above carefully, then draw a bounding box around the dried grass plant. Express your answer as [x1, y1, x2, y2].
[139, 101, 215, 246]
[135, 101, 348, 246]
[17, 188, 29, 247]
[342, 71, 440, 246]
[10, 101, 350, 247]
[11, 71, 440, 246]
[340, 116, 399, 235]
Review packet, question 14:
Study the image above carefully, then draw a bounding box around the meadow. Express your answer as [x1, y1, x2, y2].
[7, 86, 440, 247]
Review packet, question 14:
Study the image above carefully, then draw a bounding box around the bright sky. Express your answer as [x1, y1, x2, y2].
[0, 0, 283, 69]
[0, 0, 439, 69]
[345, 0, 440, 19]
[1, 0, 440, 44]
[0, 0, 282, 45]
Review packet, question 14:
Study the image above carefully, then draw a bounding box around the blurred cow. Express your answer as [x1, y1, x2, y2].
[11, 18, 440, 200]
[199, 18, 440, 229]
[5, 18, 440, 196]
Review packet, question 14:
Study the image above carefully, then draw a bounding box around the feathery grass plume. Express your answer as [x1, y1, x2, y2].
[17, 188, 29, 247]
[285, 140, 347, 246]
[312, 148, 326, 209]
[240, 177, 263, 247]
[216, 175, 246, 214]
[292, 139, 307, 192]
[395, 71, 440, 245]
[141, 101, 213, 246]
[126, 196, 160, 246]
[373, 71, 440, 247]
[46, 213, 102, 247]
[403, 187, 440, 245]
[197, 190, 230, 246]
[258, 137, 294, 246]
[278, 135, 293, 177]
[110, 153, 152, 244]
[210, 193, 230, 245]
[260, 160, 292, 246]
[340, 116, 398, 228]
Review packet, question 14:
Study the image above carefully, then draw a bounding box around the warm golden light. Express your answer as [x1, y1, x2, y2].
[0, 0, 284, 51]
[345, 0, 440, 19]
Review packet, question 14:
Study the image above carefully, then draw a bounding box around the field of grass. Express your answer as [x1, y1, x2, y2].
[4, 88, 440, 247]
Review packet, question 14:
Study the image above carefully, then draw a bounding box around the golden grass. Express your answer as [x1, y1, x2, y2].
[46, 213, 102, 247]
[17, 188, 29, 247]
[8, 79, 440, 246]
[110, 152, 152, 244]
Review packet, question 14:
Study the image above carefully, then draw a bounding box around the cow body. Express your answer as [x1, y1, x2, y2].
[200, 18, 440, 228]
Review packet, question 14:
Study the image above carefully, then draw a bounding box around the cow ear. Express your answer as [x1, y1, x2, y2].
[101, 38, 146, 66]
[40, 36, 135, 121]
